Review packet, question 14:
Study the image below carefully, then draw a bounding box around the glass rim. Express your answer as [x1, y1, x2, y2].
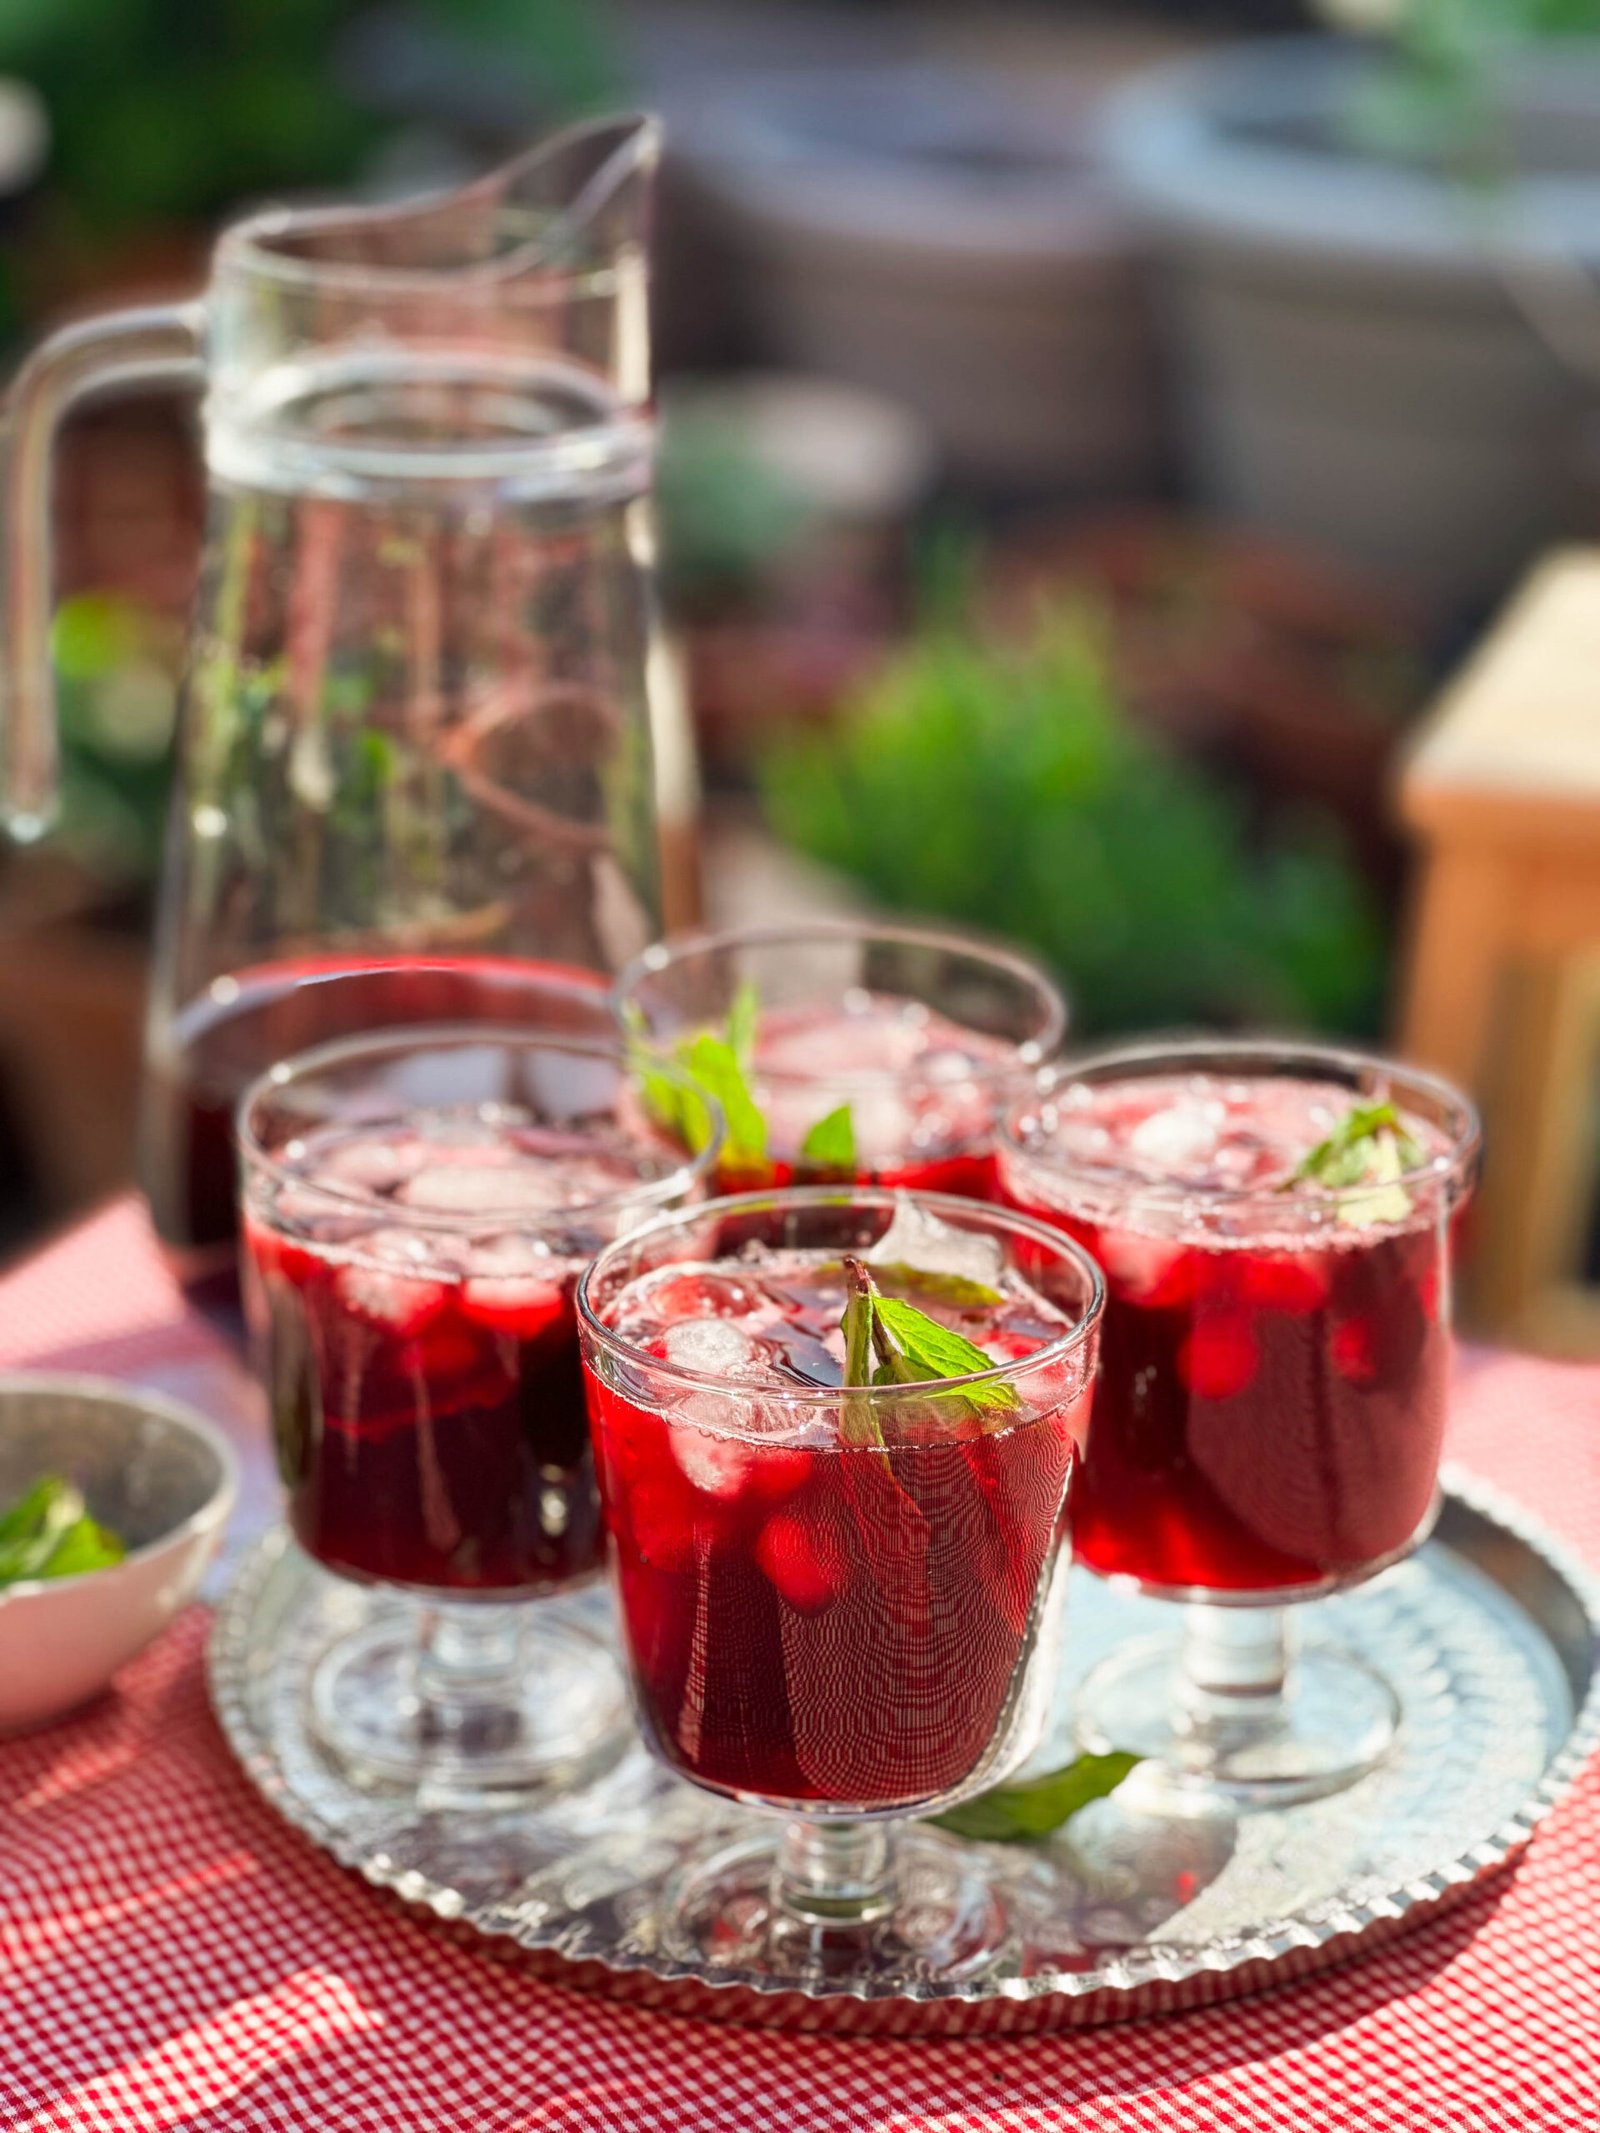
[235, 1024, 724, 1232]
[613, 919, 1069, 1094]
[1002, 1034, 1482, 1213]
[216, 214, 631, 303]
[575, 1182, 1105, 1411]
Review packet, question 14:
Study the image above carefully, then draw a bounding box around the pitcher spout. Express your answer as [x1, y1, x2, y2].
[229, 113, 662, 285]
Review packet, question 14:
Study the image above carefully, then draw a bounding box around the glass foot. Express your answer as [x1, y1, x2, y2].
[307, 1604, 629, 1808]
[661, 1827, 1029, 1988]
[1074, 1622, 1401, 1810]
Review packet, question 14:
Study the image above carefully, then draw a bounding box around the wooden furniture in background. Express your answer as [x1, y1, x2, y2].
[1399, 548, 1600, 1353]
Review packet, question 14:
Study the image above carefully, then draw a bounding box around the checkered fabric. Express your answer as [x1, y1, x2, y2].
[2, 1203, 1599, 2131]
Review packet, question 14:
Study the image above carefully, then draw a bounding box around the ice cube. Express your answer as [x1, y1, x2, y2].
[663, 1317, 761, 1378]
[458, 1234, 569, 1331]
[917, 1045, 982, 1087]
[466, 1233, 555, 1278]
[844, 1089, 917, 1164]
[270, 1182, 367, 1240]
[670, 1407, 754, 1497]
[320, 1133, 426, 1195]
[364, 1225, 437, 1268]
[398, 1162, 564, 1215]
[1128, 1100, 1220, 1172]
[334, 1244, 447, 1332]
[867, 1195, 1004, 1290]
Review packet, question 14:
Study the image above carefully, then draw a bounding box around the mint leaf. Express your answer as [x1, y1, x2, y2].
[837, 1260, 1018, 1434]
[799, 1103, 856, 1175]
[930, 1752, 1141, 1842]
[873, 1297, 1018, 1415]
[0, 1474, 72, 1547]
[624, 1012, 719, 1157]
[40, 1517, 126, 1579]
[725, 978, 759, 1066]
[0, 1476, 126, 1587]
[1290, 1099, 1423, 1224]
[869, 1261, 1003, 1310]
[839, 1264, 887, 1449]
[0, 1476, 86, 1582]
[625, 987, 770, 1175]
[682, 1033, 768, 1171]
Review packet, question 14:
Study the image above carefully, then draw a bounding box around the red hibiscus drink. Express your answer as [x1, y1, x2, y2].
[578, 1187, 1102, 1985]
[615, 921, 1065, 1198]
[144, 952, 613, 1340]
[238, 1029, 718, 1807]
[1001, 1040, 1479, 1807]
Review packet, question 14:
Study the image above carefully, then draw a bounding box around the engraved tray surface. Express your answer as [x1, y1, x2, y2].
[209, 1469, 1600, 2036]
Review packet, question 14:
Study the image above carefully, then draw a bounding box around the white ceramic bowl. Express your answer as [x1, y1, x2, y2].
[0, 1374, 238, 1731]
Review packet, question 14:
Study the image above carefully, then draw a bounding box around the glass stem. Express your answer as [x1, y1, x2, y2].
[775, 1818, 895, 1927]
[415, 1601, 528, 1765]
[1177, 1603, 1292, 1748]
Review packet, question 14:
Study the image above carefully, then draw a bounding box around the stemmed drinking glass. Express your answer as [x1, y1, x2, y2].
[614, 920, 1066, 1196]
[237, 1027, 721, 1807]
[999, 1037, 1480, 1805]
[577, 1186, 1103, 1984]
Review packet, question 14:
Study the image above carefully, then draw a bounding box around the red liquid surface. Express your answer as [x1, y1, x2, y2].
[711, 995, 1021, 1200]
[1001, 1074, 1456, 1595]
[141, 955, 611, 1332]
[245, 1113, 669, 1594]
[586, 1247, 1091, 1809]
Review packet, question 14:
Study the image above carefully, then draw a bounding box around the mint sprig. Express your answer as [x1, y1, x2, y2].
[628, 979, 857, 1178]
[874, 1297, 1018, 1411]
[930, 1751, 1141, 1842]
[625, 980, 767, 1171]
[0, 1475, 126, 1587]
[680, 1031, 768, 1171]
[838, 1257, 1017, 1439]
[1289, 1099, 1424, 1224]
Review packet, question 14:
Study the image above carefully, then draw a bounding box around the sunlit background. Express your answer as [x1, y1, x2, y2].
[3, 0, 1599, 1350]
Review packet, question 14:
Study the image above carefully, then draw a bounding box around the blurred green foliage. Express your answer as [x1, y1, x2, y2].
[0, 0, 617, 237]
[760, 608, 1387, 1039]
[655, 407, 818, 616]
[0, 0, 380, 232]
[51, 592, 179, 889]
[1342, 0, 1600, 172]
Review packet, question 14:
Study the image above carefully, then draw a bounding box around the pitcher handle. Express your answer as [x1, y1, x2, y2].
[0, 300, 205, 838]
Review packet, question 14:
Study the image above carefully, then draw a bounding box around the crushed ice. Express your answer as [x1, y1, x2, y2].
[866, 1195, 1004, 1288]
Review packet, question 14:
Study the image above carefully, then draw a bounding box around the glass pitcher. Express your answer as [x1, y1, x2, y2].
[0, 117, 667, 1323]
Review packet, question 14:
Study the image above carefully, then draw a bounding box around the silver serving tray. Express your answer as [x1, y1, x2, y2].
[209, 1467, 1600, 2036]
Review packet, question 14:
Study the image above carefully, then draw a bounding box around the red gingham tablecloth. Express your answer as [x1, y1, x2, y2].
[3, 1200, 1600, 2131]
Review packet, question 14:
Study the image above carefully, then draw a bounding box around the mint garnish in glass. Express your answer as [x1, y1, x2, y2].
[627, 979, 856, 1180]
[1289, 1098, 1424, 1225]
[838, 1256, 1018, 1449]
